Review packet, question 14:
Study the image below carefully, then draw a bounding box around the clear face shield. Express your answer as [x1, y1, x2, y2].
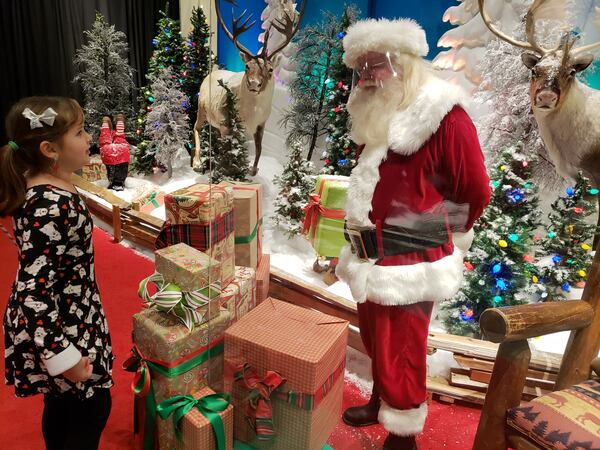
[351, 51, 401, 91]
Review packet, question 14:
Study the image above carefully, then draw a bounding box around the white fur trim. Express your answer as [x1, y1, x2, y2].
[43, 343, 82, 376]
[388, 77, 469, 155]
[379, 401, 428, 436]
[335, 244, 465, 306]
[452, 229, 474, 253]
[343, 19, 428, 68]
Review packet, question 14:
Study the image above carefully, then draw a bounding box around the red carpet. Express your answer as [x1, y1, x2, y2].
[0, 216, 481, 449]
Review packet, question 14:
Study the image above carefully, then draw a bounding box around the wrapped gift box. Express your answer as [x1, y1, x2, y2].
[218, 181, 263, 269]
[165, 184, 233, 225]
[160, 184, 235, 287]
[155, 243, 221, 292]
[158, 386, 234, 450]
[130, 308, 230, 450]
[133, 308, 230, 405]
[132, 189, 165, 214]
[220, 266, 256, 325]
[256, 254, 270, 304]
[224, 298, 348, 450]
[303, 175, 349, 258]
[81, 155, 107, 182]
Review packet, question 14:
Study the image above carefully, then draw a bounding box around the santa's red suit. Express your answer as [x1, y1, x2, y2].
[336, 75, 491, 436]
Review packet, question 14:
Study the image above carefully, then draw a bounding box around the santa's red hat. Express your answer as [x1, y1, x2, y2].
[343, 18, 429, 68]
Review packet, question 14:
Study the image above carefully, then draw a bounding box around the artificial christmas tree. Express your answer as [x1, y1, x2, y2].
[320, 6, 359, 176]
[209, 80, 250, 183]
[132, 6, 185, 174]
[182, 6, 216, 129]
[281, 10, 347, 161]
[73, 12, 135, 141]
[144, 68, 190, 178]
[443, 144, 544, 336]
[273, 139, 315, 238]
[540, 173, 599, 297]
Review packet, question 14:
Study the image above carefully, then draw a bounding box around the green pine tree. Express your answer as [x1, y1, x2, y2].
[321, 6, 359, 176]
[540, 173, 599, 298]
[182, 6, 216, 128]
[281, 10, 346, 161]
[132, 5, 185, 175]
[442, 143, 544, 336]
[273, 139, 315, 237]
[210, 80, 250, 183]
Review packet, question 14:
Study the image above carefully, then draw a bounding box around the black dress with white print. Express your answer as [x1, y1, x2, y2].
[3, 185, 113, 399]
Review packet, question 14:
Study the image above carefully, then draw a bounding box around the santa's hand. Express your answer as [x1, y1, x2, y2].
[63, 357, 93, 382]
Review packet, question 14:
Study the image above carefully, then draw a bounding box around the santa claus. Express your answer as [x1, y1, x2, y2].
[336, 18, 491, 449]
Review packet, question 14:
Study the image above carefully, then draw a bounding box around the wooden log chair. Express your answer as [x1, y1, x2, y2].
[473, 249, 600, 449]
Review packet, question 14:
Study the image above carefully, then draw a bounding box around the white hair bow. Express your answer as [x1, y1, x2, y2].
[22, 107, 58, 129]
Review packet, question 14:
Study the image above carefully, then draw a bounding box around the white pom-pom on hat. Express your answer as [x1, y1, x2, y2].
[343, 18, 429, 68]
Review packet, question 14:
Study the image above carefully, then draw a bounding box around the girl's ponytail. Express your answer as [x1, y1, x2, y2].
[0, 142, 27, 217]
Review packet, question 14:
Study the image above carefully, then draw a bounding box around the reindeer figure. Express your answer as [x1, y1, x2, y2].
[478, 0, 600, 185]
[193, 0, 306, 176]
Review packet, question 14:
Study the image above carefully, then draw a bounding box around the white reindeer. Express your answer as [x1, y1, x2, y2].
[478, 0, 600, 185]
[193, 0, 306, 176]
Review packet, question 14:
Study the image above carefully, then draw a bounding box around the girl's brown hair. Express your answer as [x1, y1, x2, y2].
[0, 97, 84, 217]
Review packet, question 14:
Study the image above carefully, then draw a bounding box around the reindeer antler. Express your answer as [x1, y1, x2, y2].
[216, 0, 256, 59]
[266, 0, 307, 60]
[478, 0, 557, 56]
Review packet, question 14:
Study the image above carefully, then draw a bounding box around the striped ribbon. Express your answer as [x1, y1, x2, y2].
[138, 272, 220, 331]
[234, 364, 287, 441]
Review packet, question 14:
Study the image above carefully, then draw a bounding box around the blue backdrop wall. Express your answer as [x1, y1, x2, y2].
[217, 0, 455, 71]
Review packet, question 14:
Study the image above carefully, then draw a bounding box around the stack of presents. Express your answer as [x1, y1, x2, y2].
[127, 181, 349, 449]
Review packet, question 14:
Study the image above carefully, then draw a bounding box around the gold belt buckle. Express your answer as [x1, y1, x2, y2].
[346, 227, 370, 262]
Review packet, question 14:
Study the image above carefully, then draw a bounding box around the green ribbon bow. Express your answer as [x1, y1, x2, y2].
[146, 191, 159, 208]
[138, 272, 220, 331]
[157, 393, 231, 450]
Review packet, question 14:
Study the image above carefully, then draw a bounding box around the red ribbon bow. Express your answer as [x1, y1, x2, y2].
[235, 364, 287, 441]
[122, 345, 151, 398]
[302, 194, 324, 240]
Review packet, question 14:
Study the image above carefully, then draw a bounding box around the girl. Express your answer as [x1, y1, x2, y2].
[0, 97, 113, 450]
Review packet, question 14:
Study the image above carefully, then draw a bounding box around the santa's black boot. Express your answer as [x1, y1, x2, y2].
[342, 385, 380, 427]
[383, 433, 417, 450]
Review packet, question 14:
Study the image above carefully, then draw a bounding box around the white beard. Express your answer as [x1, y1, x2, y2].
[347, 80, 404, 147]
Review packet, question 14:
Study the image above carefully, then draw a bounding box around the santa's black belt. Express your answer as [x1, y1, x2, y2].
[344, 220, 449, 260]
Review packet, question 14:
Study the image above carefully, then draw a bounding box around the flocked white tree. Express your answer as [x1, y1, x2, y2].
[259, 0, 299, 85]
[434, 0, 572, 90]
[73, 12, 135, 140]
[144, 68, 190, 178]
[273, 139, 315, 237]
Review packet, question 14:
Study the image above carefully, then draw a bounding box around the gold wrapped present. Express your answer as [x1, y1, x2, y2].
[220, 266, 256, 325]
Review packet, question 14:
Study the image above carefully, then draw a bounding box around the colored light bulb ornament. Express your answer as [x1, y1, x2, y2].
[460, 309, 474, 321]
[589, 188, 599, 195]
[496, 279, 507, 290]
[532, 275, 539, 283]
[548, 231, 556, 238]
[509, 234, 519, 242]
[464, 261, 474, 271]
[582, 243, 591, 251]
[498, 240, 508, 248]
[578, 270, 586, 277]
[552, 255, 562, 264]
[493, 296, 502, 304]
[492, 263, 502, 274]
[562, 283, 571, 292]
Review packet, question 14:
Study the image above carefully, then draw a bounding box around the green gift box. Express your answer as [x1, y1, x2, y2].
[303, 175, 349, 258]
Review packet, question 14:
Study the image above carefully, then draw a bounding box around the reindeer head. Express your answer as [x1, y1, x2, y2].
[479, 0, 599, 112]
[216, 0, 305, 94]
